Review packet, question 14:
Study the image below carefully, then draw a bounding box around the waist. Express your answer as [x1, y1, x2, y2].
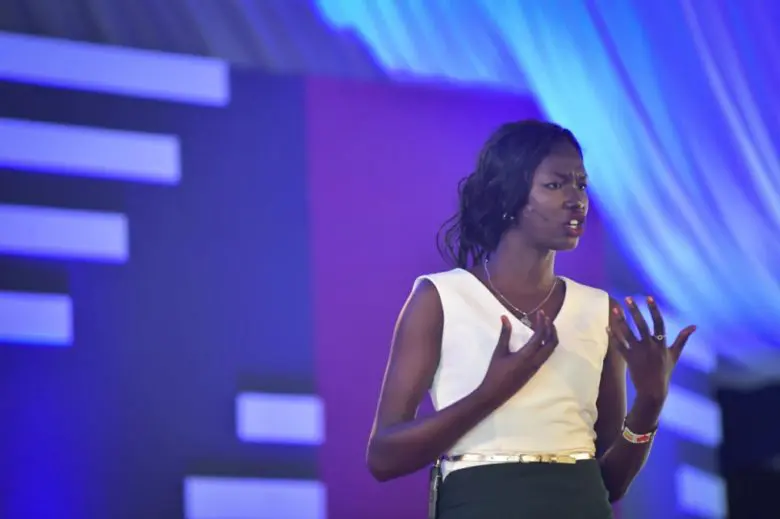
[444, 451, 595, 465]
[443, 409, 599, 458]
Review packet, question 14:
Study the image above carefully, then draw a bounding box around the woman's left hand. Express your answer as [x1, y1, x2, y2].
[608, 296, 697, 403]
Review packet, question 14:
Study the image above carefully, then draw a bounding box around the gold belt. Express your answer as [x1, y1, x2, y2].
[444, 452, 595, 465]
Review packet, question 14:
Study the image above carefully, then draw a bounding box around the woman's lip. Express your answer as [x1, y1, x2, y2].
[565, 224, 585, 237]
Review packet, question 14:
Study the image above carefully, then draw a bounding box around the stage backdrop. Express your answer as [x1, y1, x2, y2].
[0, 34, 720, 519]
[0, 36, 321, 519]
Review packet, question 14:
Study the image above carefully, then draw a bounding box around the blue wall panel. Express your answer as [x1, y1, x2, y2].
[0, 38, 317, 519]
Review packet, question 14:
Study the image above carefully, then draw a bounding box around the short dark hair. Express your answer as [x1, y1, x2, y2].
[437, 119, 582, 268]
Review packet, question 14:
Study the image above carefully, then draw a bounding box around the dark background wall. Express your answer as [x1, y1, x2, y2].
[0, 66, 315, 519]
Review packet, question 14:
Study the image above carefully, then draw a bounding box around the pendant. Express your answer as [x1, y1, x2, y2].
[519, 314, 534, 328]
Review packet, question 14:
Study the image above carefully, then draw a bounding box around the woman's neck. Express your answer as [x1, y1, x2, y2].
[486, 238, 556, 293]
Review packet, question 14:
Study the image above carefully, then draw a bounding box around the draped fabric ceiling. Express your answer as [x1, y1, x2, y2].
[318, 0, 780, 382]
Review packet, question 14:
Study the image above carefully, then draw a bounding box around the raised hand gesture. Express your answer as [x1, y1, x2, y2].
[478, 311, 559, 406]
[608, 296, 697, 402]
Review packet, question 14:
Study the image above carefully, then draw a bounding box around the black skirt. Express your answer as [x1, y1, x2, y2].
[436, 460, 614, 519]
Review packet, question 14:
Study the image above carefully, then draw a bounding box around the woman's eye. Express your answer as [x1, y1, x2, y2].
[579, 183, 588, 191]
[545, 182, 561, 189]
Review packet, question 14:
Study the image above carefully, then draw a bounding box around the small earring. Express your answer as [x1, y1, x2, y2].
[502, 212, 515, 221]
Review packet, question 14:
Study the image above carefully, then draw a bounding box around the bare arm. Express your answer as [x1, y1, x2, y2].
[367, 279, 557, 481]
[595, 297, 663, 502]
[366, 280, 499, 481]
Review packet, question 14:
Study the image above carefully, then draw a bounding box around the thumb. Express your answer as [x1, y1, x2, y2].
[493, 316, 513, 357]
[670, 325, 697, 362]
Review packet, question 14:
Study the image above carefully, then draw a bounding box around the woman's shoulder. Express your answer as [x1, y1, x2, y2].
[414, 267, 468, 284]
[409, 268, 476, 306]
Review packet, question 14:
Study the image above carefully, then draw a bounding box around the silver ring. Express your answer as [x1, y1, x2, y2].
[654, 334, 665, 342]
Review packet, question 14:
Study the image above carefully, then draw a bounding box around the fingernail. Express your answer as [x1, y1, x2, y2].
[625, 296, 634, 305]
[612, 307, 619, 315]
[647, 296, 655, 304]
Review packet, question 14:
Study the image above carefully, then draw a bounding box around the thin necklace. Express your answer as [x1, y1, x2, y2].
[483, 257, 558, 328]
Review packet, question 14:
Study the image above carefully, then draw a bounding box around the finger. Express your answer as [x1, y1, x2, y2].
[518, 311, 547, 357]
[535, 314, 554, 354]
[494, 315, 513, 356]
[624, 296, 651, 341]
[543, 314, 554, 344]
[646, 296, 666, 342]
[609, 318, 633, 352]
[532, 310, 548, 345]
[607, 326, 630, 358]
[545, 319, 559, 351]
[530, 320, 559, 366]
[611, 305, 639, 346]
[540, 311, 552, 343]
[669, 325, 697, 361]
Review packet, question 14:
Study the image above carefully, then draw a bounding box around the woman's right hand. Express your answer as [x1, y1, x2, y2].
[477, 311, 559, 406]
[367, 282, 559, 482]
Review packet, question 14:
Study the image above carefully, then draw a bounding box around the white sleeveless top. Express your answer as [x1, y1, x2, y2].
[415, 268, 610, 476]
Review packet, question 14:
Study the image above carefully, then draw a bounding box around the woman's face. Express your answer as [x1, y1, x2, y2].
[516, 142, 589, 251]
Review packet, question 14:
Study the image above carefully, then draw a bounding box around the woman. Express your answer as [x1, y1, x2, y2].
[366, 120, 697, 518]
